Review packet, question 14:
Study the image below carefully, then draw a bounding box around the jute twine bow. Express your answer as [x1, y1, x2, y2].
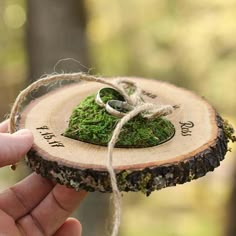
[9, 73, 176, 236]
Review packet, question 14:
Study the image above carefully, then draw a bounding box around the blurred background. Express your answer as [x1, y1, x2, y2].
[0, 0, 236, 235]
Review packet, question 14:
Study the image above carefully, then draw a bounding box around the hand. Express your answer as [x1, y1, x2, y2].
[0, 120, 86, 236]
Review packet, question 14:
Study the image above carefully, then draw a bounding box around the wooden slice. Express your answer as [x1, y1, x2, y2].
[18, 77, 228, 195]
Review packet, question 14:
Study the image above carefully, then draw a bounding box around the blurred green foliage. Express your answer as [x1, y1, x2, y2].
[87, 0, 236, 116]
[0, 0, 26, 76]
[0, 0, 236, 236]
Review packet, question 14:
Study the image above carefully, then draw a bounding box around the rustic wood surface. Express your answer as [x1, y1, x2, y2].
[18, 78, 228, 194]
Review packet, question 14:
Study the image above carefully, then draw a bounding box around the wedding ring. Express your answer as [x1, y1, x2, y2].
[95, 87, 125, 107]
[105, 100, 134, 118]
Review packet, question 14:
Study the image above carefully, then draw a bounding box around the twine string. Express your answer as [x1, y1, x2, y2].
[9, 73, 133, 133]
[107, 103, 160, 236]
[9, 73, 176, 236]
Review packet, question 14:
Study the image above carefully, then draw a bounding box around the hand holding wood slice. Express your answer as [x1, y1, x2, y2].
[15, 76, 232, 195]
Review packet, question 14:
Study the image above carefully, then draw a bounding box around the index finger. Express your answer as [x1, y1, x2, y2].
[0, 120, 9, 133]
[0, 173, 54, 220]
[0, 130, 33, 167]
[17, 185, 87, 235]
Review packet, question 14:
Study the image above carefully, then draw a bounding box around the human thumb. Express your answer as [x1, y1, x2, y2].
[0, 129, 33, 167]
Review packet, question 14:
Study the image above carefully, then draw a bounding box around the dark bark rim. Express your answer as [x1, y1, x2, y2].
[25, 114, 228, 195]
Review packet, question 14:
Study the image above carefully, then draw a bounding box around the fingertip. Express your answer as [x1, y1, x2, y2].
[55, 185, 87, 200]
[66, 218, 82, 233]
[51, 185, 87, 214]
[14, 129, 33, 137]
[14, 129, 34, 144]
[0, 129, 34, 167]
[0, 119, 9, 133]
[54, 218, 82, 236]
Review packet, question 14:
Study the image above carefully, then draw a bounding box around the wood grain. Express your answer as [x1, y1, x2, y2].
[18, 78, 228, 194]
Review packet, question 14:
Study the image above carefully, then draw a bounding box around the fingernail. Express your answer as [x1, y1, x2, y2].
[14, 129, 33, 136]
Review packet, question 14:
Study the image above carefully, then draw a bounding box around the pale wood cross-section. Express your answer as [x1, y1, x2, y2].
[18, 78, 228, 194]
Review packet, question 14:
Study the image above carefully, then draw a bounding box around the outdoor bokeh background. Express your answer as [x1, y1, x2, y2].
[0, 1, 236, 236]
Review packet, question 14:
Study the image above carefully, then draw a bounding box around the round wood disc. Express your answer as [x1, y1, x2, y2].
[18, 78, 228, 195]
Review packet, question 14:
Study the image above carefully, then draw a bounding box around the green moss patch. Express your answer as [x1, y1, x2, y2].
[64, 94, 175, 148]
[223, 120, 236, 143]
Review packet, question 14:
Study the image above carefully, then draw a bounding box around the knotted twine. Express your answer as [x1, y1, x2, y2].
[9, 73, 176, 236]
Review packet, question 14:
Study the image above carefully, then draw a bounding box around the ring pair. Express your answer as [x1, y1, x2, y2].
[95, 87, 133, 118]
